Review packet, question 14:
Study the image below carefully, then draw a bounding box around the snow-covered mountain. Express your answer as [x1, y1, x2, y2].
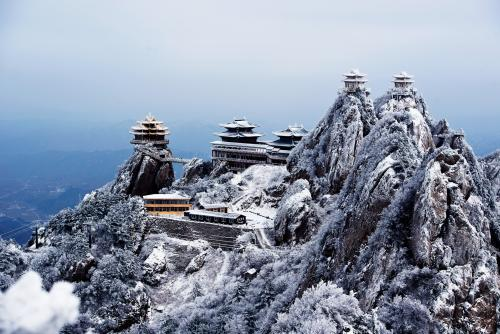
[0, 81, 498, 333]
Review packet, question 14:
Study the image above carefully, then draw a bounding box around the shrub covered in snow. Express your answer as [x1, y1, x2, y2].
[272, 281, 372, 333]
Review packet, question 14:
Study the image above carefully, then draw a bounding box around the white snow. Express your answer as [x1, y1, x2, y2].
[230, 164, 288, 191]
[0, 271, 80, 334]
[144, 247, 168, 273]
[253, 228, 273, 249]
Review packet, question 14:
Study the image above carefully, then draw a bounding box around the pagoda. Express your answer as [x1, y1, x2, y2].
[130, 114, 169, 148]
[211, 118, 268, 171]
[343, 69, 368, 93]
[214, 118, 263, 144]
[392, 71, 415, 100]
[267, 125, 308, 164]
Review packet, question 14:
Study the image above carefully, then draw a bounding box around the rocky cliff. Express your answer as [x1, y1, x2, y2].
[0, 82, 498, 334]
[110, 145, 175, 196]
[481, 150, 500, 209]
[286, 88, 500, 332]
[288, 88, 376, 196]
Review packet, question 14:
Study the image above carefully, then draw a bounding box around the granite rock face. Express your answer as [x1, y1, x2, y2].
[174, 158, 213, 187]
[1, 82, 498, 333]
[111, 145, 175, 196]
[274, 179, 323, 245]
[285, 88, 499, 332]
[481, 150, 500, 210]
[288, 89, 377, 196]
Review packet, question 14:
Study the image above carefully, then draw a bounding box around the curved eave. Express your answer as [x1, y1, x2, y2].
[129, 131, 170, 135]
[268, 143, 294, 149]
[343, 78, 368, 83]
[133, 122, 167, 126]
[130, 126, 168, 131]
[130, 127, 168, 131]
[214, 132, 263, 138]
[219, 124, 257, 130]
[272, 131, 307, 138]
[131, 139, 168, 145]
[392, 79, 415, 83]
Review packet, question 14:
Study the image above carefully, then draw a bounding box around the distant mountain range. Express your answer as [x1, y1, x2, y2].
[0, 118, 215, 244]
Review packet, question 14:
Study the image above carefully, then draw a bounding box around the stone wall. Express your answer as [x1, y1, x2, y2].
[147, 216, 256, 250]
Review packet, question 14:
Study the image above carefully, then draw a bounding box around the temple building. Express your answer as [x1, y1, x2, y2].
[267, 125, 308, 164]
[143, 194, 192, 216]
[130, 114, 170, 148]
[184, 210, 246, 225]
[200, 203, 230, 213]
[343, 69, 368, 93]
[214, 118, 263, 144]
[211, 118, 308, 172]
[392, 71, 415, 100]
[211, 118, 269, 171]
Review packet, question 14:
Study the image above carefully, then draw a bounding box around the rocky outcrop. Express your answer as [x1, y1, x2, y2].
[481, 150, 500, 207]
[323, 109, 434, 263]
[284, 89, 434, 250]
[284, 86, 498, 332]
[274, 179, 322, 245]
[288, 89, 376, 196]
[2, 75, 498, 333]
[66, 254, 96, 282]
[374, 87, 432, 126]
[110, 145, 175, 196]
[175, 158, 213, 187]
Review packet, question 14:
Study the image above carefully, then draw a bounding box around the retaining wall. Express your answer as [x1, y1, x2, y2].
[147, 216, 260, 250]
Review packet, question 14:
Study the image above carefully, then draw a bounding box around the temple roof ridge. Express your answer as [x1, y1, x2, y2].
[393, 71, 415, 83]
[219, 117, 258, 129]
[272, 124, 308, 137]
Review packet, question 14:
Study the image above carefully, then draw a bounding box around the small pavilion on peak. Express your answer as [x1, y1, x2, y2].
[392, 71, 415, 100]
[130, 114, 170, 148]
[393, 71, 414, 89]
[343, 69, 368, 93]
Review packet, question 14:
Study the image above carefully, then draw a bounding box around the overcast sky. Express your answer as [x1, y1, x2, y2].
[0, 1, 499, 152]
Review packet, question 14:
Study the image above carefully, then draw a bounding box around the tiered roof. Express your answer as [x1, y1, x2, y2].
[214, 118, 263, 143]
[130, 113, 170, 136]
[219, 118, 257, 130]
[269, 125, 308, 149]
[272, 124, 308, 138]
[393, 71, 415, 85]
[343, 69, 368, 83]
[130, 114, 170, 147]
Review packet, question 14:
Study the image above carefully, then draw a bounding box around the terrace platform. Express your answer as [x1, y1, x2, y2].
[147, 215, 274, 250]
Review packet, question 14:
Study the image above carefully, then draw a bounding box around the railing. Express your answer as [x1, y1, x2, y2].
[135, 146, 192, 164]
[212, 156, 267, 164]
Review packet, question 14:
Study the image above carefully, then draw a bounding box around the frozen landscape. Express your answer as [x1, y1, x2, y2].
[0, 71, 498, 333]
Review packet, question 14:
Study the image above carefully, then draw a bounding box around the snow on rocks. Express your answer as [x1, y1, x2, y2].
[110, 144, 175, 196]
[288, 90, 376, 196]
[174, 158, 212, 186]
[274, 179, 323, 245]
[170, 164, 288, 229]
[184, 252, 207, 274]
[143, 246, 171, 285]
[480, 150, 500, 212]
[1, 76, 497, 333]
